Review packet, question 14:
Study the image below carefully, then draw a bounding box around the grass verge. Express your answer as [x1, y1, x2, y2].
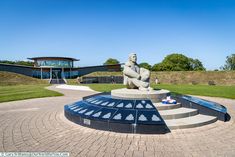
[153, 84, 235, 99]
[83, 83, 235, 99]
[0, 84, 63, 103]
[84, 84, 125, 92]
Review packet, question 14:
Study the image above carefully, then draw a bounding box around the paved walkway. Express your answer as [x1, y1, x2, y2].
[0, 86, 235, 157]
[56, 85, 94, 91]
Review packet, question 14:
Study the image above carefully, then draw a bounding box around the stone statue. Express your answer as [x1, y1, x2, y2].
[123, 53, 151, 91]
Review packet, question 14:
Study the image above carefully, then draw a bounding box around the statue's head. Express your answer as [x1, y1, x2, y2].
[129, 53, 137, 63]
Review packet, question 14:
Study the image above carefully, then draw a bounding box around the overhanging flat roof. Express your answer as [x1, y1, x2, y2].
[28, 57, 79, 61]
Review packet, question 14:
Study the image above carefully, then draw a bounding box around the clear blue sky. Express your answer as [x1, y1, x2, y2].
[0, 0, 235, 70]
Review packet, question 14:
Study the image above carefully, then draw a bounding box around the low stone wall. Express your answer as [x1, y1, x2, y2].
[151, 71, 235, 85]
[81, 76, 123, 84]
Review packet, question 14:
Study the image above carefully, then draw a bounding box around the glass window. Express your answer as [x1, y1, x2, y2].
[36, 60, 73, 68]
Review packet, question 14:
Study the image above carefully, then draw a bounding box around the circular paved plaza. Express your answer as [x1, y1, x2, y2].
[0, 86, 235, 157]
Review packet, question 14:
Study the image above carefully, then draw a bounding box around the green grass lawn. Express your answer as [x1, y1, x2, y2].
[84, 84, 125, 92]
[0, 85, 63, 103]
[153, 84, 235, 99]
[83, 83, 235, 99]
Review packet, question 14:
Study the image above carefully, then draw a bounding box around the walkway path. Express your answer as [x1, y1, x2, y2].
[0, 86, 235, 157]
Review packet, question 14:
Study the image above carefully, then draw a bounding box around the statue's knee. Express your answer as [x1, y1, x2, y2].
[140, 68, 150, 75]
[140, 71, 150, 81]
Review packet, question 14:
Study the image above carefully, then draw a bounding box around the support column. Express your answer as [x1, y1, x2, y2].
[50, 68, 52, 79]
[62, 68, 64, 79]
[40, 68, 42, 79]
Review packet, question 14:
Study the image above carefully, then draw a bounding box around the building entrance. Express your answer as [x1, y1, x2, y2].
[52, 68, 62, 79]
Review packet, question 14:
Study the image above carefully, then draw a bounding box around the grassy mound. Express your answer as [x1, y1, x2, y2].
[0, 71, 48, 86]
[0, 72, 63, 103]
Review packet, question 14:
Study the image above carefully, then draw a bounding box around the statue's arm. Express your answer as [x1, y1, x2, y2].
[123, 65, 140, 79]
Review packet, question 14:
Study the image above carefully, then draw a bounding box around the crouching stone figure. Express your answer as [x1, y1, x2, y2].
[123, 53, 151, 91]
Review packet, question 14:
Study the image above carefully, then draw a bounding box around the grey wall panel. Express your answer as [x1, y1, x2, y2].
[77, 66, 109, 76]
[0, 64, 34, 77]
[1, 63, 121, 79]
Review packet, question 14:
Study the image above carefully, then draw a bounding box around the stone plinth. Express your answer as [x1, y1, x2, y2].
[111, 88, 170, 103]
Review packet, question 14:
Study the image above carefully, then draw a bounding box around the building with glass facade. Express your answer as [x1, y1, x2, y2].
[28, 57, 79, 80]
[0, 56, 121, 83]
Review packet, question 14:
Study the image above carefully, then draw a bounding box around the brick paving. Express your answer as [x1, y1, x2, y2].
[0, 86, 235, 157]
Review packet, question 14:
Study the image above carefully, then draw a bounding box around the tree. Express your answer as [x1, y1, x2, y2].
[189, 58, 206, 71]
[162, 53, 191, 71]
[15, 61, 34, 66]
[152, 53, 205, 71]
[222, 54, 235, 70]
[0, 60, 34, 66]
[152, 62, 173, 71]
[139, 62, 152, 70]
[103, 58, 120, 65]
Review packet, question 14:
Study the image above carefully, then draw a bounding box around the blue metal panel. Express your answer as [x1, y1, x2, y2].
[134, 100, 155, 110]
[89, 108, 118, 121]
[114, 100, 135, 109]
[110, 109, 137, 124]
[65, 94, 164, 125]
[136, 110, 164, 125]
[181, 95, 227, 113]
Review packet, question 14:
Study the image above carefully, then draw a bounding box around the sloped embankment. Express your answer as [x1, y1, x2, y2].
[0, 71, 48, 86]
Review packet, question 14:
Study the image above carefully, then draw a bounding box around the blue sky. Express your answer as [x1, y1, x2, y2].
[0, 0, 235, 70]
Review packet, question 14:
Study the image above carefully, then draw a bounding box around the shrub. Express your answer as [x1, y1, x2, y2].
[191, 81, 199, 85]
[208, 80, 216, 86]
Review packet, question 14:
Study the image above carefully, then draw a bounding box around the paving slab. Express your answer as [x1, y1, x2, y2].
[0, 85, 234, 157]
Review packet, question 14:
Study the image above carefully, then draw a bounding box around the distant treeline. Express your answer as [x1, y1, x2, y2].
[104, 53, 206, 71]
[103, 53, 235, 71]
[0, 60, 34, 66]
